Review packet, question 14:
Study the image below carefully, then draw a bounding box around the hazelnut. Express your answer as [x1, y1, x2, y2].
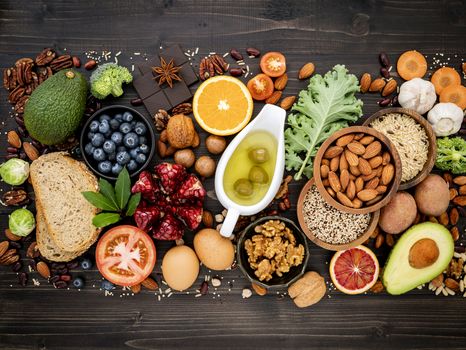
[166, 114, 195, 149]
[195, 156, 216, 178]
[205, 135, 227, 155]
[174, 149, 196, 168]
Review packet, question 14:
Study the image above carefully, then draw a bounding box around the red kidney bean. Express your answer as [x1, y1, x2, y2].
[379, 52, 390, 68]
[246, 47, 261, 57]
[130, 98, 143, 106]
[229, 68, 244, 77]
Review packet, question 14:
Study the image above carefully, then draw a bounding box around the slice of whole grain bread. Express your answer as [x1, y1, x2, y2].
[30, 152, 100, 253]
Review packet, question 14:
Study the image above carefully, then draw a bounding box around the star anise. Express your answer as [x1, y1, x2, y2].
[152, 57, 182, 88]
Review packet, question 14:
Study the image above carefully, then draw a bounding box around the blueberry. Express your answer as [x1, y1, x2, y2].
[122, 111, 134, 122]
[72, 277, 84, 289]
[134, 122, 147, 135]
[111, 132, 123, 145]
[92, 148, 106, 161]
[123, 132, 139, 149]
[120, 122, 132, 134]
[99, 121, 110, 134]
[103, 140, 116, 154]
[138, 136, 147, 145]
[99, 114, 111, 122]
[139, 144, 150, 154]
[89, 120, 100, 132]
[115, 113, 123, 122]
[109, 118, 120, 130]
[84, 143, 95, 155]
[91, 133, 105, 147]
[108, 153, 116, 161]
[116, 151, 131, 165]
[111, 163, 123, 175]
[80, 258, 92, 270]
[129, 148, 140, 159]
[135, 153, 146, 164]
[87, 131, 96, 140]
[127, 159, 138, 171]
[101, 280, 115, 291]
[98, 161, 112, 173]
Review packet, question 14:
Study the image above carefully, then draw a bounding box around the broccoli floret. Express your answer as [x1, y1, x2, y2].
[90, 63, 133, 99]
[435, 137, 466, 174]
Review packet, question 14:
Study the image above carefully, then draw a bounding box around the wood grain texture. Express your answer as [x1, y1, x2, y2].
[0, 0, 465, 349]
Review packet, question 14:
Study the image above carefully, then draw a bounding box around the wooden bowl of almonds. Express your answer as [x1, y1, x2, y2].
[313, 126, 402, 215]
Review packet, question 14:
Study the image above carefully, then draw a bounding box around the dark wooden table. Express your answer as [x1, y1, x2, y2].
[1, 1, 465, 349]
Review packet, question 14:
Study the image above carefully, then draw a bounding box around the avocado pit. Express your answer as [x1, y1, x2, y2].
[408, 238, 440, 269]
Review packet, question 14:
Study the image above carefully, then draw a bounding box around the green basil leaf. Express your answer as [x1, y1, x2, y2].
[115, 167, 130, 210]
[98, 178, 118, 208]
[82, 191, 120, 211]
[92, 212, 121, 228]
[125, 193, 141, 217]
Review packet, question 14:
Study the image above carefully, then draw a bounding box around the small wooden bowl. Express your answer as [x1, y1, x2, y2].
[363, 107, 437, 190]
[297, 178, 380, 251]
[313, 126, 402, 215]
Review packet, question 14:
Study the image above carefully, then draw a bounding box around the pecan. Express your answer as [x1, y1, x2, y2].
[0, 248, 19, 265]
[211, 54, 228, 73]
[50, 55, 73, 72]
[35, 48, 56, 66]
[26, 242, 40, 259]
[172, 102, 193, 115]
[3, 68, 17, 91]
[14, 95, 29, 114]
[15, 57, 33, 66]
[23, 62, 33, 84]
[15, 60, 33, 86]
[2, 189, 28, 206]
[8, 86, 25, 104]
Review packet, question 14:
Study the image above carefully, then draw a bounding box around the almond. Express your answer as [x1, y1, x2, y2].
[459, 185, 466, 195]
[381, 164, 395, 185]
[369, 78, 386, 92]
[453, 176, 466, 186]
[445, 278, 460, 292]
[274, 73, 288, 91]
[340, 169, 350, 191]
[23, 142, 39, 161]
[337, 191, 354, 207]
[252, 283, 267, 296]
[382, 151, 391, 165]
[368, 156, 383, 169]
[365, 177, 380, 190]
[0, 241, 9, 258]
[322, 179, 330, 187]
[374, 233, 385, 248]
[347, 142, 365, 155]
[344, 150, 359, 167]
[443, 173, 453, 186]
[359, 135, 374, 145]
[130, 284, 141, 294]
[358, 158, 372, 176]
[382, 79, 397, 97]
[157, 140, 168, 158]
[5, 229, 21, 241]
[160, 129, 168, 142]
[322, 159, 330, 166]
[375, 185, 387, 194]
[324, 146, 344, 159]
[328, 171, 341, 193]
[386, 233, 395, 247]
[36, 261, 51, 279]
[450, 188, 459, 200]
[141, 277, 159, 290]
[265, 90, 282, 104]
[352, 198, 363, 208]
[320, 164, 330, 178]
[280, 96, 296, 110]
[367, 194, 383, 206]
[363, 141, 382, 159]
[336, 134, 355, 147]
[452, 196, 466, 207]
[438, 212, 449, 226]
[7, 130, 21, 148]
[357, 189, 379, 202]
[463, 62, 466, 76]
[354, 133, 364, 141]
[348, 173, 356, 181]
[450, 226, 460, 241]
[326, 187, 336, 198]
[339, 153, 348, 170]
[362, 170, 378, 182]
[298, 62, 315, 79]
[355, 177, 364, 192]
[375, 165, 383, 177]
[346, 180, 356, 200]
[350, 165, 361, 177]
[330, 156, 339, 172]
[359, 73, 371, 93]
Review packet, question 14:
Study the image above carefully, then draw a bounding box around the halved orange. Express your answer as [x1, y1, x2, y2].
[193, 76, 254, 136]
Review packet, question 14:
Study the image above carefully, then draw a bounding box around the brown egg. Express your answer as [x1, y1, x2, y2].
[193, 228, 235, 270]
[162, 245, 199, 291]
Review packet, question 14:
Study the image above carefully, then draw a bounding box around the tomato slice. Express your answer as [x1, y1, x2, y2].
[260, 52, 286, 77]
[247, 74, 274, 101]
[96, 225, 156, 287]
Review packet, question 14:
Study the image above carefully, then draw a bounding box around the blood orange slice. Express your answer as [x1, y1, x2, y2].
[329, 245, 379, 294]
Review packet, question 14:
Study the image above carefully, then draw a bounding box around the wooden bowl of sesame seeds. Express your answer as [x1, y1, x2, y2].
[297, 178, 380, 251]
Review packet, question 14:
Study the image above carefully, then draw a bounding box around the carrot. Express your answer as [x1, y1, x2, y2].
[431, 67, 461, 95]
[440, 84, 466, 110]
[397, 50, 427, 80]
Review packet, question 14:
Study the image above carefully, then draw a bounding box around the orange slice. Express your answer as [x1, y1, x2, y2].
[193, 76, 253, 136]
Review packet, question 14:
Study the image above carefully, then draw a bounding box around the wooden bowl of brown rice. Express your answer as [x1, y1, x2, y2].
[297, 178, 380, 251]
[363, 107, 436, 190]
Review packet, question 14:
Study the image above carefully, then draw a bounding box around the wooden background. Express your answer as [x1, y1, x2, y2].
[1, 0, 465, 349]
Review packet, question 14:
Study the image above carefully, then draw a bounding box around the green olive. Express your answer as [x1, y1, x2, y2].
[248, 147, 269, 164]
[248, 166, 269, 184]
[234, 178, 254, 197]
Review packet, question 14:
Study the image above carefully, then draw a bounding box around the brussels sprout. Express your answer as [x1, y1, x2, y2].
[0, 159, 30, 185]
[9, 208, 35, 237]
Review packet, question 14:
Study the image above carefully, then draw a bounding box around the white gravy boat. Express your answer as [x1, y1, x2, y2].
[215, 104, 286, 237]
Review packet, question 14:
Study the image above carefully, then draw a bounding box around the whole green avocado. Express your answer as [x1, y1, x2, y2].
[24, 69, 88, 145]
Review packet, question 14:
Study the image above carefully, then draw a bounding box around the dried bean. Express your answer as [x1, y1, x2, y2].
[5, 154, 19, 159]
[54, 280, 68, 289]
[229, 49, 243, 61]
[18, 272, 28, 287]
[378, 98, 391, 107]
[49, 275, 60, 283]
[229, 68, 244, 77]
[379, 52, 390, 68]
[84, 59, 97, 70]
[15, 116, 25, 126]
[60, 274, 71, 282]
[12, 261, 22, 272]
[17, 126, 28, 138]
[7, 147, 18, 154]
[200, 281, 209, 295]
[66, 261, 79, 269]
[72, 56, 81, 68]
[9, 241, 21, 249]
[380, 67, 390, 79]
[130, 98, 143, 106]
[246, 47, 261, 57]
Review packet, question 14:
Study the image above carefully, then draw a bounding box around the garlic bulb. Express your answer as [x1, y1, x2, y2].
[398, 78, 437, 115]
[427, 102, 464, 136]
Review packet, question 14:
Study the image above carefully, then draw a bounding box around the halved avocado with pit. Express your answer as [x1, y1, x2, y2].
[382, 222, 454, 295]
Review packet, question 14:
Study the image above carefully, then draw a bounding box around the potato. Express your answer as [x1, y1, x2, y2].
[414, 174, 450, 216]
[379, 191, 417, 234]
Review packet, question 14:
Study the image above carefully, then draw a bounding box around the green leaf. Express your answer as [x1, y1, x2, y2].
[98, 178, 118, 208]
[125, 193, 141, 217]
[92, 213, 121, 228]
[82, 191, 120, 211]
[115, 167, 130, 210]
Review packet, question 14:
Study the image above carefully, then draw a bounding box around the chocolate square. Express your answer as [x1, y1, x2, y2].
[160, 45, 188, 66]
[132, 74, 160, 100]
[143, 91, 172, 116]
[163, 81, 192, 107]
[178, 62, 198, 86]
[137, 56, 161, 76]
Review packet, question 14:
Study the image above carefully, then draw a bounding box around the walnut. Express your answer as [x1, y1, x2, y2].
[447, 258, 463, 279]
[166, 114, 195, 149]
[255, 259, 273, 281]
[288, 271, 326, 308]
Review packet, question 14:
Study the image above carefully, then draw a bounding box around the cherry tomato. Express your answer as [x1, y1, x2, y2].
[260, 52, 286, 77]
[247, 74, 274, 101]
[96, 225, 156, 287]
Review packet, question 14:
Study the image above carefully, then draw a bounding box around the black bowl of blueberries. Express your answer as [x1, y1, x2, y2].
[80, 105, 155, 180]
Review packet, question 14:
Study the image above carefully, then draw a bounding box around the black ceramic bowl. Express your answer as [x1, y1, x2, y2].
[80, 105, 156, 181]
[236, 216, 310, 289]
